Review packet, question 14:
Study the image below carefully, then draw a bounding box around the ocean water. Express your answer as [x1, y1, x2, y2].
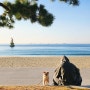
[0, 44, 90, 56]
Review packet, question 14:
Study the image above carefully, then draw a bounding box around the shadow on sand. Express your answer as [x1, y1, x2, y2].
[82, 85, 90, 88]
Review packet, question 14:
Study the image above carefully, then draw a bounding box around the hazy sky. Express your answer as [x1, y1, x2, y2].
[0, 0, 90, 44]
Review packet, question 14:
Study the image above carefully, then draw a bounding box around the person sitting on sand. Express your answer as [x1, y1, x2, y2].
[53, 56, 82, 86]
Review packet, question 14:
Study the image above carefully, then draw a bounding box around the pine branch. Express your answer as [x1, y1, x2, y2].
[0, 2, 9, 11]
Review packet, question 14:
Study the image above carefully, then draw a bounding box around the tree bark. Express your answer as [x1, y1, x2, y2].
[0, 2, 9, 11]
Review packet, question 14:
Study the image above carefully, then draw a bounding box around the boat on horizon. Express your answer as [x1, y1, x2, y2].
[10, 38, 15, 48]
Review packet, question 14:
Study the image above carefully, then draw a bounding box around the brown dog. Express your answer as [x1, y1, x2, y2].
[43, 72, 49, 86]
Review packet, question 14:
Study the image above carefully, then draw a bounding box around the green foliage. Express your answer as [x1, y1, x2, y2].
[0, 0, 54, 28]
[0, 15, 14, 28]
[38, 5, 54, 26]
[52, 0, 79, 5]
[59, 0, 79, 5]
[0, 0, 79, 28]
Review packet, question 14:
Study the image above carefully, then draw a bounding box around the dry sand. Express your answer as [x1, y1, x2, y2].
[0, 56, 90, 69]
[0, 56, 90, 89]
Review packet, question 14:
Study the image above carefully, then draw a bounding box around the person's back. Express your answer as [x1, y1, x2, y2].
[53, 56, 82, 86]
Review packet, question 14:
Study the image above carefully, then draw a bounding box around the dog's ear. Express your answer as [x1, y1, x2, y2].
[43, 72, 46, 73]
[47, 72, 49, 74]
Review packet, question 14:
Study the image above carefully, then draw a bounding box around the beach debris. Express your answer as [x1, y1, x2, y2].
[10, 37, 15, 48]
[53, 56, 82, 86]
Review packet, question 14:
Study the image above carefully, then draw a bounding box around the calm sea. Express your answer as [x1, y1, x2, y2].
[0, 44, 90, 56]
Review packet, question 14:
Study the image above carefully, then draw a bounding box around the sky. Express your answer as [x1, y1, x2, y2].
[0, 0, 90, 44]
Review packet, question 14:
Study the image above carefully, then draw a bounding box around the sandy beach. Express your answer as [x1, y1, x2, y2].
[0, 56, 90, 69]
[0, 56, 90, 89]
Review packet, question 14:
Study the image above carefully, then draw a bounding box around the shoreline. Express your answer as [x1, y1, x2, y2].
[0, 55, 90, 57]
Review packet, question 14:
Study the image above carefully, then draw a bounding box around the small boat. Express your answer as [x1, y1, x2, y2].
[10, 38, 15, 48]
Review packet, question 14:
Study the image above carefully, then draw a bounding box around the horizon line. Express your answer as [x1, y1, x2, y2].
[1, 43, 90, 45]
